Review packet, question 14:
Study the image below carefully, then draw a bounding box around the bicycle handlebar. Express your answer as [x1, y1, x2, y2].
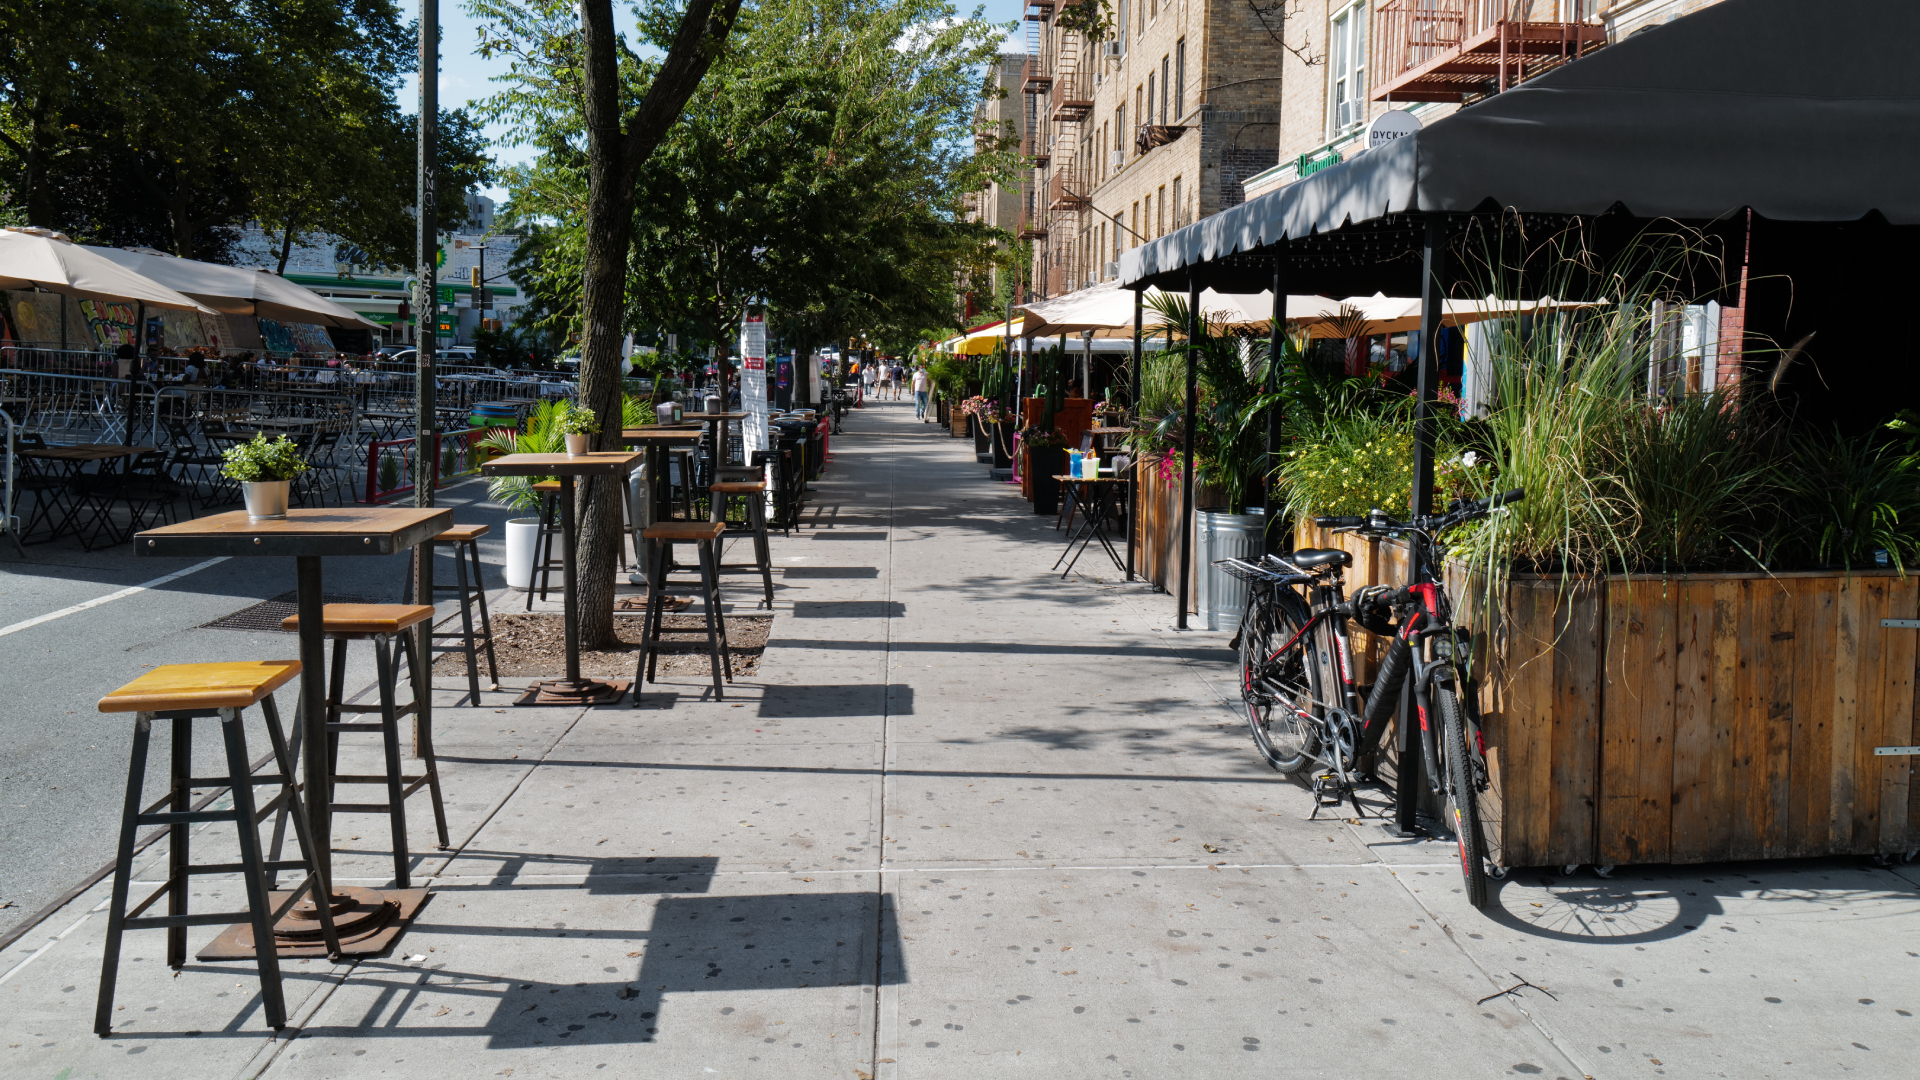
[1316, 488, 1526, 538]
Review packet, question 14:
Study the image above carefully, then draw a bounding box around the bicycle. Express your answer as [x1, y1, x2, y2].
[1222, 488, 1523, 908]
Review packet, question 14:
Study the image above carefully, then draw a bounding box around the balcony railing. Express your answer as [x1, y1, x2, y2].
[1046, 160, 1088, 212]
[1370, 1, 1605, 104]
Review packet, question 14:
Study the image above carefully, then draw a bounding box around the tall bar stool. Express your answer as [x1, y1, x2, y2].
[709, 479, 775, 609]
[280, 604, 449, 888]
[94, 661, 339, 1036]
[634, 521, 732, 703]
[400, 523, 500, 705]
[526, 479, 565, 609]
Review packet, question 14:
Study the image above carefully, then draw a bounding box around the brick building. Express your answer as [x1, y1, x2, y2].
[964, 52, 1028, 309]
[1016, 0, 1285, 299]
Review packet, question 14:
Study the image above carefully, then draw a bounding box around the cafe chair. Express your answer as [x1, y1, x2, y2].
[94, 661, 340, 1036]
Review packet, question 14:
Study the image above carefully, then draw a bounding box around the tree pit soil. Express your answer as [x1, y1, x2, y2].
[433, 612, 770, 679]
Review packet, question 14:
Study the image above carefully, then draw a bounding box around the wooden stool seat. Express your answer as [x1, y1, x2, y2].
[710, 480, 766, 494]
[434, 522, 490, 542]
[644, 521, 726, 541]
[281, 603, 434, 636]
[532, 479, 561, 492]
[98, 661, 302, 713]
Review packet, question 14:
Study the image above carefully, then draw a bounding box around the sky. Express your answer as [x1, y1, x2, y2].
[403, 1, 1029, 204]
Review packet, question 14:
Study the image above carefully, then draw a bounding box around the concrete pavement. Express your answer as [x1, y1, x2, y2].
[2, 398, 1917, 1078]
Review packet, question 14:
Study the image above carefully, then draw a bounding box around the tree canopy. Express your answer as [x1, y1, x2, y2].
[475, 0, 1021, 355]
[0, 0, 492, 264]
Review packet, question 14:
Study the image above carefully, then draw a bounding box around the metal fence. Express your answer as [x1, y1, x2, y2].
[1, 408, 17, 551]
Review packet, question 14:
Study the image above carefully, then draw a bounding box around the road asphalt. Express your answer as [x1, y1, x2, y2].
[1, 397, 1916, 1078]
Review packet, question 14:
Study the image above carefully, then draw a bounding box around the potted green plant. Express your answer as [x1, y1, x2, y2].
[557, 402, 601, 456]
[479, 401, 567, 589]
[222, 433, 310, 520]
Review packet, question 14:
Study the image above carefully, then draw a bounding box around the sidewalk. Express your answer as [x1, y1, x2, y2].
[3, 399, 1917, 1079]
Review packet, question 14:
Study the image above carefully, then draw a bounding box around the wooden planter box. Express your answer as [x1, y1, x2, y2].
[1297, 524, 1920, 867]
[1131, 457, 1219, 615]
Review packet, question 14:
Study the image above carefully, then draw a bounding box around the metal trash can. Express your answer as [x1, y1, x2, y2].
[1195, 507, 1269, 631]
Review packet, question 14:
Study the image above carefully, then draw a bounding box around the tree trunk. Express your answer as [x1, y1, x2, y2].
[276, 216, 299, 274]
[573, 0, 744, 650]
[573, 0, 639, 651]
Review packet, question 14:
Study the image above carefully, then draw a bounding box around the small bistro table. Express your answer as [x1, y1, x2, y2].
[25, 445, 156, 544]
[134, 505, 451, 956]
[481, 452, 645, 705]
[1051, 475, 1127, 578]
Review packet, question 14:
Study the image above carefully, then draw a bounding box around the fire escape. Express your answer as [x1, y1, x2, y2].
[1370, 0, 1606, 104]
[1018, 3, 1052, 249]
[1037, 2, 1095, 295]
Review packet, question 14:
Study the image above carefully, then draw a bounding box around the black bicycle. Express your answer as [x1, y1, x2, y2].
[1222, 488, 1523, 908]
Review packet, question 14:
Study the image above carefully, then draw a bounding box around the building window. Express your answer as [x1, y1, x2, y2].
[1146, 73, 1155, 128]
[1329, 3, 1368, 135]
[1149, 0, 1156, 21]
[1115, 104, 1126, 163]
[1156, 185, 1165, 235]
[1131, 201, 1139, 248]
[1159, 58, 1169, 123]
[1172, 176, 1182, 229]
[1117, 0, 1128, 44]
[1174, 38, 1185, 120]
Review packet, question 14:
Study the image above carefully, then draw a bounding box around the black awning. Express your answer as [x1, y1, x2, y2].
[1121, 0, 1920, 290]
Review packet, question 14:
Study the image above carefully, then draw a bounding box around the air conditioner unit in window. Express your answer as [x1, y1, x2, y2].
[1102, 41, 1124, 59]
[1105, 261, 1120, 278]
[1111, 149, 1125, 168]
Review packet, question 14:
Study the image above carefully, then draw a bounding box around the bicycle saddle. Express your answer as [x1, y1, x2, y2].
[1288, 548, 1353, 570]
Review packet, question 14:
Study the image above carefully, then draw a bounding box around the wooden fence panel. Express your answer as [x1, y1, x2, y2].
[1785, 579, 1837, 856]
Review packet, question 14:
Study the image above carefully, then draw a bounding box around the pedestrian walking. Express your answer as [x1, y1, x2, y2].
[912, 365, 932, 419]
[891, 362, 907, 399]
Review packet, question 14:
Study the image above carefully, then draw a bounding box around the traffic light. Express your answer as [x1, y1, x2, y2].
[471, 266, 482, 289]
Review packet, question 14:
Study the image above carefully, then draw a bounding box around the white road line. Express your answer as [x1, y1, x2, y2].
[0, 557, 229, 639]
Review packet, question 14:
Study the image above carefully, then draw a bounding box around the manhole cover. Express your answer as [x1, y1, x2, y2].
[200, 591, 392, 633]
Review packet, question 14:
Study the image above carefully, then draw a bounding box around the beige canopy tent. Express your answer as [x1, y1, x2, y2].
[0, 227, 217, 313]
[90, 247, 385, 332]
[1311, 292, 1606, 338]
[1018, 279, 1344, 338]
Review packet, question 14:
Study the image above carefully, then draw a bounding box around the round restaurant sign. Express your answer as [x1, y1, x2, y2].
[1366, 109, 1422, 151]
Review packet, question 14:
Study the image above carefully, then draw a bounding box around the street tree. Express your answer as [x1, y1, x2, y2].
[473, 0, 746, 649]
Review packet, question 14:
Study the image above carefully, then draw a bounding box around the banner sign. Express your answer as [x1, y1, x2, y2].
[741, 312, 770, 461]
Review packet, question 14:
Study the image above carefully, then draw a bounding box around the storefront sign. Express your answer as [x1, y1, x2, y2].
[1366, 109, 1422, 150]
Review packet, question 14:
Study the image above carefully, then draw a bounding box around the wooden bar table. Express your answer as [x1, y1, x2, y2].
[134, 506, 450, 957]
[684, 409, 753, 466]
[621, 426, 705, 551]
[481, 452, 644, 705]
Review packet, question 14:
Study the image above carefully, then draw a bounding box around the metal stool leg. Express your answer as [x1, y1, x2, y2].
[697, 538, 728, 697]
[465, 537, 499, 688]
[750, 496, 774, 610]
[217, 708, 290, 1029]
[372, 633, 412, 889]
[166, 715, 190, 968]
[399, 626, 450, 848]
[447, 539, 481, 705]
[94, 714, 155, 1036]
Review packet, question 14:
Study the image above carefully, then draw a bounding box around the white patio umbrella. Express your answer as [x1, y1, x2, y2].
[0, 227, 217, 313]
[1019, 279, 1343, 338]
[1315, 292, 1606, 337]
[90, 246, 384, 331]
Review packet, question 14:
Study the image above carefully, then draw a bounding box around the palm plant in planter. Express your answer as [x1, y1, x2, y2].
[222, 433, 310, 520]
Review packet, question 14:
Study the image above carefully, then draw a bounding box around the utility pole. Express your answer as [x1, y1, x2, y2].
[415, 0, 439, 513]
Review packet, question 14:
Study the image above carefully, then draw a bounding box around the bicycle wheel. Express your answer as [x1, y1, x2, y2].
[1239, 589, 1320, 774]
[1434, 685, 1489, 908]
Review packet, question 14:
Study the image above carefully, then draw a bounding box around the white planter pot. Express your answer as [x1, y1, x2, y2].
[564, 433, 590, 456]
[242, 480, 291, 520]
[1195, 507, 1269, 631]
[503, 516, 540, 590]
